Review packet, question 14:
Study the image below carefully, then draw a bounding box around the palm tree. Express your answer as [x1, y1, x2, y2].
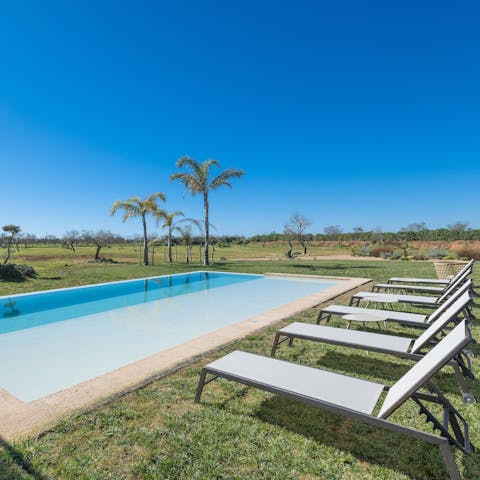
[110, 192, 166, 265]
[170, 157, 244, 265]
[178, 225, 194, 263]
[155, 210, 183, 263]
[153, 211, 202, 263]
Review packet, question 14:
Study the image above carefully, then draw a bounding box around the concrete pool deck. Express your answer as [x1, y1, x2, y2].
[0, 274, 370, 441]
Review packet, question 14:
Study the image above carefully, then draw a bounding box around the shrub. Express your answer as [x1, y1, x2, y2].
[380, 250, 402, 260]
[427, 247, 450, 259]
[0, 263, 37, 281]
[370, 246, 394, 258]
[451, 247, 480, 260]
[412, 250, 429, 260]
[351, 245, 371, 257]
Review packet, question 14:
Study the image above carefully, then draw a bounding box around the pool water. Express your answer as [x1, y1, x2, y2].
[0, 271, 338, 401]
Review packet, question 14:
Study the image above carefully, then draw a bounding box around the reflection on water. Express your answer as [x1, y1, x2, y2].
[0, 272, 260, 334]
[3, 299, 20, 318]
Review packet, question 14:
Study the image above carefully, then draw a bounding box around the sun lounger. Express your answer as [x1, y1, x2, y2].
[373, 267, 472, 295]
[350, 279, 473, 309]
[387, 259, 474, 285]
[195, 321, 473, 480]
[319, 282, 473, 328]
[272, 293, 475, 402]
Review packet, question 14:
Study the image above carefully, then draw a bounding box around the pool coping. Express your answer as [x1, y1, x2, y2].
[0, 274, 370, 441]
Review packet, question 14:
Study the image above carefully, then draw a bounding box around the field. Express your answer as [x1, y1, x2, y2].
[0, 252, 479, 479]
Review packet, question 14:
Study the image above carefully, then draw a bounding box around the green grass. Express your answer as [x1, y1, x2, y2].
[0, 259, 479, 479]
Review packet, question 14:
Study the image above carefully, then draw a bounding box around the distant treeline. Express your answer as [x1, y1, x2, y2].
[250, 229, 480, 243]
[3, 228, 480, 249]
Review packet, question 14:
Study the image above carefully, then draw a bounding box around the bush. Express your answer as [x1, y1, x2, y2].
[351, 245, 372, 257]
[427, 247, 451, 259]
[380, 250, 402, 260]
[0, 263, 37, 281]
[370, 246, 394, 258]
[412, 250, 430, 260]
[451, 247, 480, 260]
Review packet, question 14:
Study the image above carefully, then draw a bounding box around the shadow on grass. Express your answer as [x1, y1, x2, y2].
[0, 436, 47, 480]
[254, 395, 474, 480]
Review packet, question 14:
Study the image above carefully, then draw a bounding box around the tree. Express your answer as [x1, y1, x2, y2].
[400, 222, 427, 232]
[448, 221, 470, 232]
[110, 192, 166, 265]
[19, 233, 37, 249]
[82, 230, 117, 260]
[323, 225, 343, 236]
[353, 226, 364, 233]
[283, 213, 312, 254]
[170, 156, 244, 265]
[178, 225, 194, 263]
[63, 230, 80, 252]
[155, 210, 184, 263]
[2, 225, 21, 265]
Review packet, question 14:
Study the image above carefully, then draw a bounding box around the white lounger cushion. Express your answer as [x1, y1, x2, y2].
[321, 305, 427, 325]
[353, 292, 439, 305]
[374, 284, 445, 293]
[378, 321, 470, 419]
[279, 322, 413, 353]
[387, 260, 473, 285]
[410, 292, 472, 354]
[205, 351, 385, 414]
[388, 277, 449, 285]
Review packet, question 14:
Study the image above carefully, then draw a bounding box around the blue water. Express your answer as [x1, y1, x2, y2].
[0, 271, 259, 335]
[0, 272, 339, 401]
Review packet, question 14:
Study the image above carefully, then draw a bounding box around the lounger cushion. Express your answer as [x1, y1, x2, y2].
[204, 351, 385, 414]
[378, 321, 470, 419]
[374, 283, 445, 293]
[321, 305, 427, 325]
[352, 292, 439, 305]
[388, 277, 449, 285]
[279, 322, 413, 354]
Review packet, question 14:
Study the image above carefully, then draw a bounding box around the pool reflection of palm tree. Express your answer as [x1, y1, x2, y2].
[3, 299, 20, 318]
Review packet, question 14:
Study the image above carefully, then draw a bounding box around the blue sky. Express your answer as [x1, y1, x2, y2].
[1, 1, 479, 237]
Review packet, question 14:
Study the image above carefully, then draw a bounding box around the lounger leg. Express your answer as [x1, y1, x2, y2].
[271, 333, 281, 356]
[452, 363, 477, 404]
[195, 369, 208, 403]
[317, 312, 329, 325]
[438, 441, 462, 480]
[288, 337, 294, 347]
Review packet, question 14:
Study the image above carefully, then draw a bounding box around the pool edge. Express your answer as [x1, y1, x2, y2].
[0, 274, 371, 442]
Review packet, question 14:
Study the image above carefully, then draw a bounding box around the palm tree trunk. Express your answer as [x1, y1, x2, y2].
[168, 232, 172, 263]
[203, 191, 209, 265]
[142, 215, 149, 266]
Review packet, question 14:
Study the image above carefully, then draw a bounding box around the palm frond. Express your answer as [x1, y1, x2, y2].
[146, 192, 167, 204]
[170, 172, 204, 194]
[175, 156, 203, 177]
[209, 168, 244, 190]
[178, 217, 203, 234]
[202, 159, 220, 176]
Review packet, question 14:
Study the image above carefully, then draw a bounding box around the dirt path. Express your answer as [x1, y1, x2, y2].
[227, 254, 386, 262]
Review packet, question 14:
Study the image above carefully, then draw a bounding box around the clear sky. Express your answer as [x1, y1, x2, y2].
[1, 1, 479, 237]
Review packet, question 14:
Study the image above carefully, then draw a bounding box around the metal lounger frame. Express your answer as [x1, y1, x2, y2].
[387, 260, 474, 286]
[349, 279, 474, 309]
[373, 268, 473, 295]
[195, 361, 472, 480]
[270, 326, 475, 402]
[319, 282, 474, 328]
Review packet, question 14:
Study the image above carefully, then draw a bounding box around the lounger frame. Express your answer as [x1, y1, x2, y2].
[195, 363, 471, 480]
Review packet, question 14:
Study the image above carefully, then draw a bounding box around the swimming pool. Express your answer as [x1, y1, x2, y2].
[0, 271, 340, 402]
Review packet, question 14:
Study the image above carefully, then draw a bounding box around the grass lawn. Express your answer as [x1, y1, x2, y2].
[0, 259, 479, 479]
